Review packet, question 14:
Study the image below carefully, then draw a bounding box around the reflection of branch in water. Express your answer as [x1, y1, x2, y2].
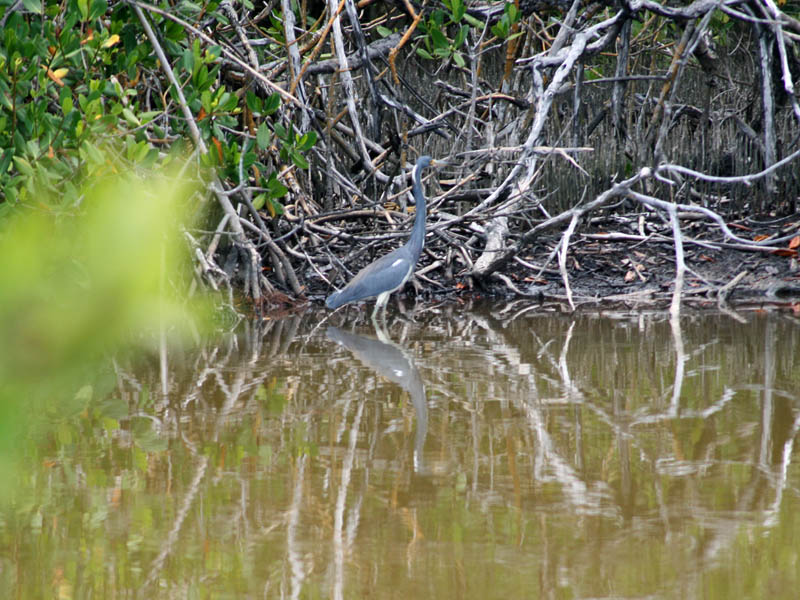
[524, 398, 619, 518]
[680, 318, 800, 565]
[143, 359, 255, 590]
[764, 412, 800, 528]
[287, 453, 308, 600]
[107, 303, 800, 596]
[440, 311, 799, 534]
[558, 320, 580, 402]
[759, 319, 776, 468]
[630, 388, 735, 427]
[142, 447, 209, 591]
[669, 315, 686, 417]
[113, 318, 295, 594]
[332, 397, 365, 600]
[466, 315, 618, 516]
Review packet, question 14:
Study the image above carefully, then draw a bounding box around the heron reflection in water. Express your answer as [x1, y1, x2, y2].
[326, 156, 446, 319]
[326, 326, 428, 474]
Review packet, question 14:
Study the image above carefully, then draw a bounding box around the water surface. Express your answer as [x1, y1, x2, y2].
[3, 305, 800, 598]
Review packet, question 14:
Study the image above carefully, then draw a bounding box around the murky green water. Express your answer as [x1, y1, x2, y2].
[3, 306, 800, 598]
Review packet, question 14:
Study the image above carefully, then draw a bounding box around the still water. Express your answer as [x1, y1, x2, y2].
[3, 305, 800, 598]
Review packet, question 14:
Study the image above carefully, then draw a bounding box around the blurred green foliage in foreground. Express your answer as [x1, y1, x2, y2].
[0, 171, 209, 496]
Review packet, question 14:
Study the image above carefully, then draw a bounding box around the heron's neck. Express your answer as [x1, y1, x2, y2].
[406, 165, 426, 259]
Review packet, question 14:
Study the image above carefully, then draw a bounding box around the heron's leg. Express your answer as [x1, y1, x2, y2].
[371, 298, 384, 320]
[372, 291, 390, 319]
[372, 316, 392, 343]
[371, 309, 391, 340]
[379, 301, 389, 327]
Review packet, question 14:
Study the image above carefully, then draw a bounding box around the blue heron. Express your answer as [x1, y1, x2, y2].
[326, 155, 444, 317]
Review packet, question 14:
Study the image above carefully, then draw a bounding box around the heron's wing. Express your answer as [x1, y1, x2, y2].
[334, 248, 412, 304]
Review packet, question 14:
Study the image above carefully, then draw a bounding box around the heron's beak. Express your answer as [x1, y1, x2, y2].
[431, 158, 450, 168]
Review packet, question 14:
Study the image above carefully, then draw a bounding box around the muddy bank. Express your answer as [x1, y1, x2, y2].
[482, 216, 800, 310]
[301, 211, 800, 314]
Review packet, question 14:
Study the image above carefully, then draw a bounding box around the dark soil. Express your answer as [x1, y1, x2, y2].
[291, 211, 800, 314]
[461, 214, 800, 310]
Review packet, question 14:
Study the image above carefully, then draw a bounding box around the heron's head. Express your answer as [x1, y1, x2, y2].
[412, 157, 448, 188]
[410, 156, 448, 206]
[416, 156, 448, 171]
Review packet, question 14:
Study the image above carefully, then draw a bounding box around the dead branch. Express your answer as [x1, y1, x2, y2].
[126, 0, 800, 308]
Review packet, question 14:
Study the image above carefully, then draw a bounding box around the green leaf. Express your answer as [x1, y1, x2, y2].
[431, 28, 449, 50]
[453, 52, 465, 68]
[267, 197, 284, 216]
[182, 49, 194, 74]
[80, 141, 105, 166]
[416, 47, 434, 60]
[506, 3, 520, 24]
[137, 142, 150, 163]
[0, 150, 13, 176]
[60, 90, 73, 116]
[246, 90, 262, 113]
[267, 173, 287, 198]
[377, 25, 393, 37]
[491, 22, 508, 39]
[583, 68, 601, 81]
[219, 92, 238, 112]
[201, 149, 218, 167]
[139, 111, 162, 123]
[200, 90, 212, 113]
[192, 38, 202, 69]
[296, 131, 316, 151]
[22, 0, 42, 14]
[195, 64, 209, 89]
[77, 0, 88, 20]
[88, 0, 107, 21]
[122, 107, 140, 126]
[464, 14, 484, 28]
[13, 156, 34, 177]
[451, 0, 465, 22]
[242, 151, 258, 170]
[290, 149, 308, 170]
[263, 93, 281, 115]
[206, 45, 222, 61]
[252, 193, 266, 211]
[256, 122, 271, 149]
[454, 24, 469, 48]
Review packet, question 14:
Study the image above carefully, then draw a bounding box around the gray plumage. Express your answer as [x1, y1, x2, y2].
[326, 155, 441, 316]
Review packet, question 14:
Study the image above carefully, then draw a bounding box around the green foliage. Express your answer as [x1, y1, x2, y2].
[253, 171, 289, 216]
[0, 169, 210, 497]
[0, 1, 164, 209]
[274, 121, 317, 170]
[0, 2, 313, 223]
[707, 9, 735, 45]
[491, 2, 521, 40]
[416, 1, 523, 67]
[416, 1, 471, 67]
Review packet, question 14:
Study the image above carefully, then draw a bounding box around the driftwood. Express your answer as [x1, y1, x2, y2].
[130, 0, 800, 315]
